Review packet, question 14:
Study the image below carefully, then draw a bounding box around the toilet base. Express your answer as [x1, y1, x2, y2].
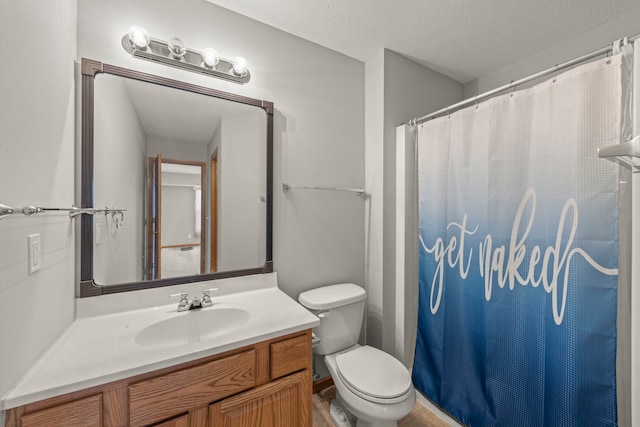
[355, 420, 397, 427]
[322, 345, 415, 427]
[331, 398, 397, 427]
[330, 399, 354, 427]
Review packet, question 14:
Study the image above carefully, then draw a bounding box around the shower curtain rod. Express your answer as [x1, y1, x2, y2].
[409, 33, 640, 126]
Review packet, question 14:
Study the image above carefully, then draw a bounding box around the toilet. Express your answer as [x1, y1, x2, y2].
[299, 283, 416, 427]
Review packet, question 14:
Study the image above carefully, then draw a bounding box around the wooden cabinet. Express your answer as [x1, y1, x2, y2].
[129, 350, 256, 427]
[19, 394, 102, 427]
[153, 414, 189, 427]
[209, 371, 309, 427]
[270, 334, 309, 380]
[5, 330, 312, 427]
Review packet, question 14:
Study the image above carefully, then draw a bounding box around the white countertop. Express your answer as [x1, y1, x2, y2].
[2, 274, 319, 410]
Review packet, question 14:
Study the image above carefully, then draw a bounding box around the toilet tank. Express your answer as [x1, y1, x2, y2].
[298, 283, 366, 355]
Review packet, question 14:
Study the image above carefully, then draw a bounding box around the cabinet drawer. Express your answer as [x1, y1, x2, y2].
[129, 349, 256, 427]
[270, 334, 310, 379]
[20, 394, 102, 427]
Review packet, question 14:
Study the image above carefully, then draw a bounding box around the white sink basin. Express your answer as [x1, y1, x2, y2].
[135, 307, 251, 348]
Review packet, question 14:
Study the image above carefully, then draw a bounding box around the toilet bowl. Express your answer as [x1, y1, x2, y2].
[299, 283, 416, 427]
[326, 345, 416, 427]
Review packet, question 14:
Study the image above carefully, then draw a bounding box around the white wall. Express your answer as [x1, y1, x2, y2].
[365, 49, 462, 356]
[77, 0, 365, 298]
[93, 75, 146, 285]
[0, 0, 77, 421]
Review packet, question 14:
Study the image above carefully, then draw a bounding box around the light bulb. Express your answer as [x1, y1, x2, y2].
[232, 56, 248, 76]
[201, 48, 219, 69]
[168, 37, 187, 59]
[127, 25, 150, 50]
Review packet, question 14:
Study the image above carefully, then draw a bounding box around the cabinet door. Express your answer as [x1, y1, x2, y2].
[209, 371, 311, 427]
[152, 414, 189, 427]
[129, 350, 255, 427]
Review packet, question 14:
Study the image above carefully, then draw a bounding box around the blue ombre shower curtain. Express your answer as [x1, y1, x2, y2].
[413, 55, 623, 426]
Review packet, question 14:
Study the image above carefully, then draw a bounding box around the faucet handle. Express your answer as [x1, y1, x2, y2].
[170, 292, 189, 299]
[170, 292, 190, 311]
[201, 288, 219, 307]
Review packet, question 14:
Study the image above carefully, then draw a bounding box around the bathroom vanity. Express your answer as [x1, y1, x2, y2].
[5, 331, 311, 427]
[1, 57, 319, 426]
[2, 274, 319, 427]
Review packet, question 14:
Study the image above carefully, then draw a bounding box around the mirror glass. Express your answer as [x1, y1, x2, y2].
[82, 62, 272, 295]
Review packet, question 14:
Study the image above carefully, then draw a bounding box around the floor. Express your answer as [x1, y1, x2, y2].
[312, 386, 449, 427]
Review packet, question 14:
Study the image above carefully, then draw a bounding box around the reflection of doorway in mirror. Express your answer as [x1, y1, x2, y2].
[146, 158, 206, 279]
[210, 150, 218, 272]
[146, 154, 162, 280]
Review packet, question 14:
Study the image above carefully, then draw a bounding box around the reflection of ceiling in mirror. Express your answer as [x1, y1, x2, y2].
[123, 78, 219, 145]
[120, 77, 261, 146]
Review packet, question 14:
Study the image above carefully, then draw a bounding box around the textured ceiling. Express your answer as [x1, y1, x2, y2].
[205, 0, 640, 83]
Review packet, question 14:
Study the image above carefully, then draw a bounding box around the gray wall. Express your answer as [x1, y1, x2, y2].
[218, 113, 266, 271]
[206, 123, 222, 272]
[77, 0, 365, 298]
[161, 173, 201, 246]
[93, 74, 146, 285]
[464, 7, 640, 97]
[147, 137, 207, 162]
[0, 0, 77, 419]
[365, 49, 463, 355]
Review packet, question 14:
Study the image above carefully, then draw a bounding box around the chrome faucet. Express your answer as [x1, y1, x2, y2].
[201, 288, 219, 306]
[170, 288, 220, 312]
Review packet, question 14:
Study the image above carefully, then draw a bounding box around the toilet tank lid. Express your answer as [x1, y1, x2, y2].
[298, 283, 366, 310]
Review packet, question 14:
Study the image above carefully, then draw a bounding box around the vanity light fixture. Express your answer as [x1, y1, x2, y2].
[232, 56, 248, 76]
[201, 48, 219, 69]
[127, 25, 150, 50]
[121, 26, 251, 84]
[167, 37, 187, 59]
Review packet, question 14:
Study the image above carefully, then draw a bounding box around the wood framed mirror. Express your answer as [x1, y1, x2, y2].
[79, 58, 273, 297]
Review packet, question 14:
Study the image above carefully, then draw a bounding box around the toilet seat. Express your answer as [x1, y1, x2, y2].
[336, 345, 412, 404]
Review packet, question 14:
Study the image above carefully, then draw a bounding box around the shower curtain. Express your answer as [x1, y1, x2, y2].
[413, 55, 624, 426]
